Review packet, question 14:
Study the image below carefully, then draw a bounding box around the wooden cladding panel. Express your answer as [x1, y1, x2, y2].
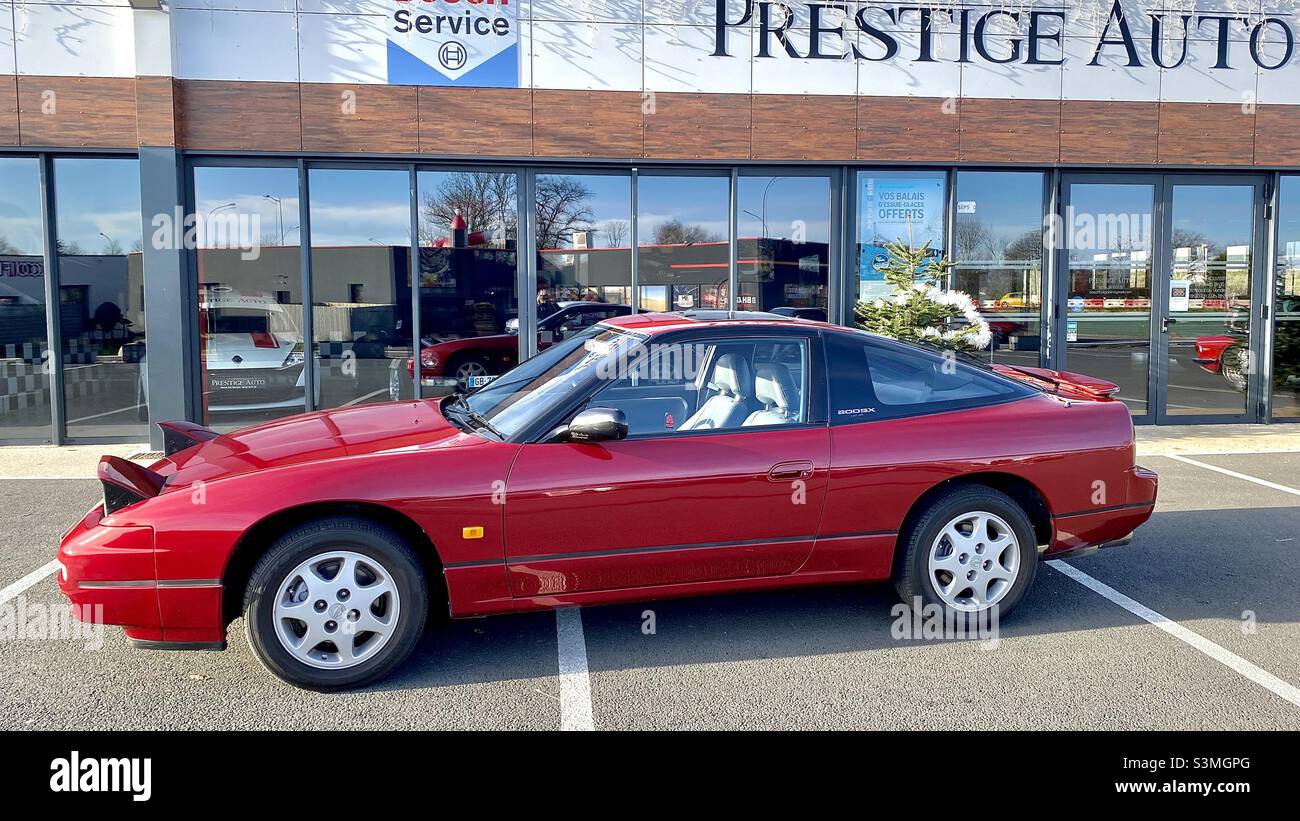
[1253, 105, 1300, 166]
[302, 83, 417, 153]
[418, 87, 532, 156]
[1157, 103, 1255, 166]
[960, 99, 1060, 163]
[857, 96, 959, 162]
[532, 90, 641, 158]
[175, 80, 302, 152]
[0, 75, 17, 146]
[17, 76, 137, 148]
[751, 95, 854, 161]
[645, 92, 751, 160]
[135, 76, 177, 147]
[1059, 100, 1158, 165]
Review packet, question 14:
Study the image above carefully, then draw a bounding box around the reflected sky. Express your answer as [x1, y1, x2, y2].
[54, 158, 142, 254]
[0, 158, 42, 256]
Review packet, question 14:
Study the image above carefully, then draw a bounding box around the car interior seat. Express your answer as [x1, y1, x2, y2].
[678, 353, 752, 430]
[743, 362, 799, 426]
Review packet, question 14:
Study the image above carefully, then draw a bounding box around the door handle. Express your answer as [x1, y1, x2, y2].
[768, 461, 814, 482]
[1161, 316, 1177, 333]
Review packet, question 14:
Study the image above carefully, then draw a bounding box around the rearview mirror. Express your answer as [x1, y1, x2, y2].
[567, 407, 628, 443]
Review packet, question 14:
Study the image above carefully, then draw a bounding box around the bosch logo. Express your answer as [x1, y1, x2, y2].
[439, 40, 467, 71]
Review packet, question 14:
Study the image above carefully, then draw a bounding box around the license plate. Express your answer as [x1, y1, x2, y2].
[466, 374, 498, 388]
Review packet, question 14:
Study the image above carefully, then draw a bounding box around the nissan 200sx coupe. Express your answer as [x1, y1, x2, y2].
[59, 311, 1158, 689]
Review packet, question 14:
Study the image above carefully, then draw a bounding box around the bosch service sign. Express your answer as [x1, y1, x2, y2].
[387, 0, 519, 87]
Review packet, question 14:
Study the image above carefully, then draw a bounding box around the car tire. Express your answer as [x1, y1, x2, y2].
[893, 485, 1038, 625]
[1220, 344, 1250, 392]
[243, 516, 428, 691]
[449, 354, 492, 388]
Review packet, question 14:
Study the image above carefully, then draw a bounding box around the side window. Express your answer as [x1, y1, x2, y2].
[826, 332, 1030, 423]
[584, 336, 809, 437]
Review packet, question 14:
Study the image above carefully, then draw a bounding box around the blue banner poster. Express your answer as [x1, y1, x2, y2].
[859, 176, 946, 301]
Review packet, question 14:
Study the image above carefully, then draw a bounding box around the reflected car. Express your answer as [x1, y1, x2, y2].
[398, 301, 631, 396]
[1194, 295, 1298, 393]
[992, 293, 1031, 309]
[140, 290, 319, 417]
[61, 311, 1157, 690]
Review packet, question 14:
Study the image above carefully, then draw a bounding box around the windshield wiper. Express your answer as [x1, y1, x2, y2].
[445, 395, 505, 440]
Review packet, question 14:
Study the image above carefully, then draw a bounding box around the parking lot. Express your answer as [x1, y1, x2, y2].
[1, 436, 1298, 731]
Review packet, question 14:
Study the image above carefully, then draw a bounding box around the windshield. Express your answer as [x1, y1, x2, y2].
[457, 323, 645, 439]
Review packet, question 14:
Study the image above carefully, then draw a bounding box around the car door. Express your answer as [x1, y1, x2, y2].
[503, 330, 830, 598]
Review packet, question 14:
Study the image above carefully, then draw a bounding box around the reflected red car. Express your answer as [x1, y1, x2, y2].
[59, 312, 1157, 690]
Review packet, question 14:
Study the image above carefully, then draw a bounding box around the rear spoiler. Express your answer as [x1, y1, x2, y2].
[992, 364, 1121, 399]
[157, 420, 220, 457]
[99, 456, 165, 516]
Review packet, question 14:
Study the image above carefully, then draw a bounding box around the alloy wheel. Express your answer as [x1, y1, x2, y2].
[927, 511, 1020, 612]
[273, 550, 402, 670]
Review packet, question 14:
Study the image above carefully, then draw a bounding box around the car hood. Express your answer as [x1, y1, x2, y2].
[158, 399, 480, 488]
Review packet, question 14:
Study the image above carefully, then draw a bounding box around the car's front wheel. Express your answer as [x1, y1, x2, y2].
[244, 516, 428, 690]
[894, 485, 1038, 623]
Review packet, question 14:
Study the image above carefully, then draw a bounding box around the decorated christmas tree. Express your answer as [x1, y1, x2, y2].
[853, 239, 991, 352]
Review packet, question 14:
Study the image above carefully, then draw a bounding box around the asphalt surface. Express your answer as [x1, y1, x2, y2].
[1, 450, 1298, 730]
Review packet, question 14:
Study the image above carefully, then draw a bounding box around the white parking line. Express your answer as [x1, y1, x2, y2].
[1165, 453, 1300, 497]
[555, 608, 594, 731]
[0, 561, 60, 607]
[1048, 560, 1300, 710]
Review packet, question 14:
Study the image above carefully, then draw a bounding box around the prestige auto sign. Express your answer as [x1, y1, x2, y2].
[711, 0, 1299, 70]
[388, 0, 518, 86]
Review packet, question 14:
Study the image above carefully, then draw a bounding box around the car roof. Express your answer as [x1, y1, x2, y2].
[600, 310, 836, 335]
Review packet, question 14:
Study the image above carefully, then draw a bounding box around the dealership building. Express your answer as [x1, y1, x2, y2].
[1, 0, 1299, 447]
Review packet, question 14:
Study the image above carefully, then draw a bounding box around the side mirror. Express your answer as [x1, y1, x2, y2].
[567, 407, 628, 443]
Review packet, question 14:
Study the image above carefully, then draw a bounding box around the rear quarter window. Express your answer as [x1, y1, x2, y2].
[825, 331, 1032, 423]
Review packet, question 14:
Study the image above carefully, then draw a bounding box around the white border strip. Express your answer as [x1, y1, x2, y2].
[1165, 453, 1300, 497]
[0, 560, 60, 607]
[556, 607, 595, 731]
[1048, 560, 1300, 709]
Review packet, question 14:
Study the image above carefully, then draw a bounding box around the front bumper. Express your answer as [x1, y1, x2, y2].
[57, 506, 225, 646]
[57, 506, 161, 639]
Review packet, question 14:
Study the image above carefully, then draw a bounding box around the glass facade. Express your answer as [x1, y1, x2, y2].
[416, 169, 519, 394]
[637, 174, 730, 312]
[193, 165, 306, 432]
[309, 168, 412, 408]
[1273, 177, 1300, 419]
[855, 170, 947, 303]
[54, 158, 146, 439]
[0, 158, 50, 441]
[953, 171, 1044, 367]
[737, 174, 831, 318]
[1062, 181, 1156, 418]
[6, 157, 1300, 443]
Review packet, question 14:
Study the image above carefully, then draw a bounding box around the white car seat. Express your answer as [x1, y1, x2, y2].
[743, 362, 799, 426]
[678, 353, 752, 431]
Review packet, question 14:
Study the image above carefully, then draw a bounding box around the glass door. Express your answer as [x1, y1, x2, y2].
[1159, 178, 1266, 422]
[1058, 176, 1159, 420]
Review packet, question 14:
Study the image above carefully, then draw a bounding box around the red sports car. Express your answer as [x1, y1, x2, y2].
[59, 311, 1157, 689]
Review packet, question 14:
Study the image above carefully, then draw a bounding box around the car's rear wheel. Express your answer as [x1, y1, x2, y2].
[894, 486, 1038, 623]
[243, 516, 427, 690]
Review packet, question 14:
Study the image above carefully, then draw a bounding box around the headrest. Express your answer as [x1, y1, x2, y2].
[709, 353, 750, 397]
[754, 362, 796, 413]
